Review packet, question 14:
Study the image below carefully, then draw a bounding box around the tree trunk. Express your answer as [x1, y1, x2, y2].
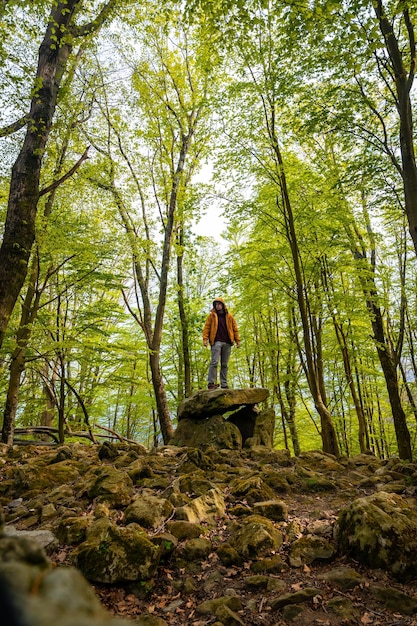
[40, 357, 59, 426]
[0, 0, 115, 348]
[1, 349, 26, 445]
[374, 1, 417, 255]
[176, 228, 192, 399]
[0, 0, 79, 348]
[369, 303, 412, 459]
[58, 356, 66, 444]
[263, 97, 339, 457]
[346, 213, 412, 459]
[334, 321, 368, 453]
[1, 255, 43, 443]
[149, 351, 174, 443]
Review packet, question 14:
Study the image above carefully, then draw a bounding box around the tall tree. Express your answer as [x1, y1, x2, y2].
[87, 14, 215, 442]
[373, 1, 417, 254]
[0, 0, 116, 349]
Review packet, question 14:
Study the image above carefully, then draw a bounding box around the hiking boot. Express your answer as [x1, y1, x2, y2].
[208, 383, 219, 390]
[221, 385, 229, 389]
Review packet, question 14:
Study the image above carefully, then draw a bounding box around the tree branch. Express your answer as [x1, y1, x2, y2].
[39, 146, 90, 197]
[71, 0, 118, 38]
[0, 114, 30, 138]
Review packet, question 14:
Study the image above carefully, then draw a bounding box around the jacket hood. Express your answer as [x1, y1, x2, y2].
[212, 297, 228, 312]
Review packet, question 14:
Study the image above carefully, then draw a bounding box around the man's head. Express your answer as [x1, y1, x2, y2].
[213, 297, 225, 311]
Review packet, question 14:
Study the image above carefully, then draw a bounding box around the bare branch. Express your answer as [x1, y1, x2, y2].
[39, 147, 90, 197]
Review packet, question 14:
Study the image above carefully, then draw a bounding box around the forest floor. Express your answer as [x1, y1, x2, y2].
[52, 487, 417, 626]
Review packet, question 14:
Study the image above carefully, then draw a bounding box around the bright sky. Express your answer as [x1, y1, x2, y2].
[192, 161, 227, 242]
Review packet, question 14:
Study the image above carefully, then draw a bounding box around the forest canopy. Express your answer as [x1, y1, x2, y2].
[0, 0, 416, 460]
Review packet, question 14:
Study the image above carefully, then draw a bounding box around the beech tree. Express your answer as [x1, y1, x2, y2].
[0, 0, 117, 350]
[84, 13, 217, 443]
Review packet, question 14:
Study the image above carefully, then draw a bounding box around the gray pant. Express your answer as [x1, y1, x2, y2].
[208, 341, 232, 387]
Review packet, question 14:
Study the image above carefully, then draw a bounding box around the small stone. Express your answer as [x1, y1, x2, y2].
[318, 566, 363, 590]
[253, 499, 288, 521]
[41, 503, 56, 521]
[270, 587, 322, 610]
[215, 604, 245, 626]
[326, 595, 358, 620]
[196, 596, 242, 615]
[371, 585, 417, 615]
[289, 534, 334, 567]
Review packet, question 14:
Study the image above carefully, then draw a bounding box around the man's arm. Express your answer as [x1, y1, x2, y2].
[232, 315, 241, 346]
[202, 314, 211, 346]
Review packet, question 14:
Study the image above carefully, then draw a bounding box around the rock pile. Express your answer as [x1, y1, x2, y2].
[2, 441, 417, 625]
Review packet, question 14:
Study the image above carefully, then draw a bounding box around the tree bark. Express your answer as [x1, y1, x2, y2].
[267, 120, 339, 456]
[0, 0, 80, 348]
[346, 217, 412, 460]
[374, 1, 417, 254]
[0, 0, 115, 349]
[149, 351, 174, 443]
[368, 301, 412, 460]
[176, 226, 192, 399]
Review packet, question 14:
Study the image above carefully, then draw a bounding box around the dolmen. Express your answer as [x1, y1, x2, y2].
[170, 387, 274, 450]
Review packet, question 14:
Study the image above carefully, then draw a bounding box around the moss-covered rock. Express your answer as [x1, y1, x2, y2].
[170, 415, 242, 450]
[175, 488, 225, 524]
[216, 543, 243, 566]
[166, 520, 204, 540]
[228, 514, 283, 559]
[71, 519, 160, 583]
[250, 554, 287, 573]
[196, 595, 242, 615]
[269, 587, 322, 610]
[177, 387, 269, 420]
[317, 566, 364, 590]
[176, 537, 212, 561]
[228, 474, 276, 504]
[251, 408, 276, 448]
[14, 460, 80, 496]
[370, 585, 417, 615]
[336, 491, 417, 580]
[253, 499, 288, 521]
[55, 516, 92, 545]
[289, 534, 334, 567]
[178, 475, 215, 496]
[86, 467, 133, 508]
[124, 494, 173, 530]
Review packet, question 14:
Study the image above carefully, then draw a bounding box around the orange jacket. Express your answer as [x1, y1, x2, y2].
[202, 297, 240, 346]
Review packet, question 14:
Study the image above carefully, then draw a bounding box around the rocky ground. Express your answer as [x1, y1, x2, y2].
[2, 441, 417, 626]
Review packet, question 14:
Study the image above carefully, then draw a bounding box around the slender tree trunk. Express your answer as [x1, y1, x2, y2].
[2, 350, 26, 445]
[346, 222, 412, 459]
[176, 227, 192, 398]
[149, 352, 174, 443]
[58, 355, 66, 444]
[1, 257, 43, 443]
[370, 303, 411, 459]
[333, 320, 368, 453]
[263, 97, 339, 456]
[41, 358, 59, 426]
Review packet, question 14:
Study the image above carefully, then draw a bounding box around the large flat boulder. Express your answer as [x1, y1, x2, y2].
[177, 388, 269, 421]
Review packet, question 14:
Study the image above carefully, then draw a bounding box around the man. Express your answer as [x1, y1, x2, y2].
[202, 297, 240, 389]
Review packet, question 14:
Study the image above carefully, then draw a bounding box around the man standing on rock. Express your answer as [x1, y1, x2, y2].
[202, 297, 240, 390]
